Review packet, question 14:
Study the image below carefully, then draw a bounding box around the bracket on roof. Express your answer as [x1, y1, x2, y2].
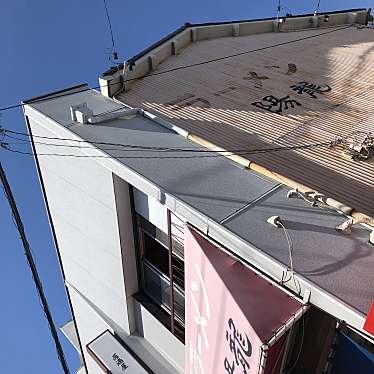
[303, 289, 311, 304]
[286, 189, 322, 207]
[70, 103, 140, 124]
[336, 218, 355, 234]
[70, 103, 93, 124]
[336, 217, 374, 245]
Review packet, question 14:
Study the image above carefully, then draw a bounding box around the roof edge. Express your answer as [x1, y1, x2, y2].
[188, 7, 367, 27]
[125, 8, 368, 67]
[23, 83, 89, 105]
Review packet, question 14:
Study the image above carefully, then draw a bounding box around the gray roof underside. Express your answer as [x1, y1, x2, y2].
[27, 86, 374, 316]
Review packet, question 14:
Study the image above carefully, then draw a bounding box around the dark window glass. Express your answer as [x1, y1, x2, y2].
[143, 233, 169, 275]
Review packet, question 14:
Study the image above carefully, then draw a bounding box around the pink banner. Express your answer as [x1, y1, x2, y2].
[185, 226, 302, 374]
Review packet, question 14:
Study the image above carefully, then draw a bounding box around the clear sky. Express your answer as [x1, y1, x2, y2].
[0, 1, 371, 372]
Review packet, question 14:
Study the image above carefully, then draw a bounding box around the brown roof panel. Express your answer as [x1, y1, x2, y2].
[117, 26, 374, 216]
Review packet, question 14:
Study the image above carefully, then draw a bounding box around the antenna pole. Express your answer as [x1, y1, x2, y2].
[277, 0, 281, 22]
[315, 0, 321, 15]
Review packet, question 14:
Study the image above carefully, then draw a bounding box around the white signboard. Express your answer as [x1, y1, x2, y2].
[87, 330, 152, 373]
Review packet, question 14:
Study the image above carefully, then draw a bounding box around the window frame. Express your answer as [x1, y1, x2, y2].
[129, 188, 185, 341]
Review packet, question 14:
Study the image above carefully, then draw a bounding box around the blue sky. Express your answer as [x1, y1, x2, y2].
[0, 1, 371, 372]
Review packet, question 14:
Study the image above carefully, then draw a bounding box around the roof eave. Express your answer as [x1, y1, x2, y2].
[99, 8, 370, 98]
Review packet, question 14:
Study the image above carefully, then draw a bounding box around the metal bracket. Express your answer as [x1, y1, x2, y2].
[303, 289, 311, 304]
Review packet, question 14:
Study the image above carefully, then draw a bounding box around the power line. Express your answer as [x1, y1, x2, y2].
[0, 24, 352, 113]
[0, 162, 70, 374]
[2, 128, 345, 154]
[1, 136, 343, 160]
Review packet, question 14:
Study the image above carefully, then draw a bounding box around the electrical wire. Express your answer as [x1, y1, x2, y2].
[286, 315, 305, 373]
[3, 131, 344, 154]
[1, 139, 343, 160]
[278, 220, 302, 295]
[0, 163, 70, 374]
[0, 127, 349, 160]
[269, 335, 288, 374]
[0, 24, 353, 113]
[279, 221, 294, 272]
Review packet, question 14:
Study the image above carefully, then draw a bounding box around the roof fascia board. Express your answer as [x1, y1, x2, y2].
[100, 27, 193, 97]
[127, 24, 191, 67]
[188, 8, 367, 27]
[124, 8, 364, 64]
[25, 99, 367, 336]
[100, 9, 368, 97]
[23, 84, 89, 105]
[126, 8, 367, 64]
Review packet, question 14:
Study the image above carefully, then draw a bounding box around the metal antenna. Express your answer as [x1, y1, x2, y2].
[315, 0, 321, 15]
[277, 0, 281, 22]
[103, 0, 118, 61]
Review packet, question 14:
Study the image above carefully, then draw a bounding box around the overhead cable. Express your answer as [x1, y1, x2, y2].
[0, 162, 70, 374]
[1, 128, 346, 155]
[0, 137, 344, 160]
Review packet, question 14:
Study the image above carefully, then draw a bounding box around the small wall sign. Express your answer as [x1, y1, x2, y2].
[87, 330, 153, 373]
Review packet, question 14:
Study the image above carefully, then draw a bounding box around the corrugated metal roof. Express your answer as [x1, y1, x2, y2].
[117, 26, 374, 216]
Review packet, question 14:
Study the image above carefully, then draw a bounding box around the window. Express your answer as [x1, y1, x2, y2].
[135, 213, 185, 340]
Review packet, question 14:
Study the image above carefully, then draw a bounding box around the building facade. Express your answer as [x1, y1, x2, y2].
[24, 8, 374, 374]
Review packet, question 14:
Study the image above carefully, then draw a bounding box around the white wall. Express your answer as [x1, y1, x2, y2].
[28, 117, 184, 373]
[28, 117, 133, 368]
[68, 282, 181, 374]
